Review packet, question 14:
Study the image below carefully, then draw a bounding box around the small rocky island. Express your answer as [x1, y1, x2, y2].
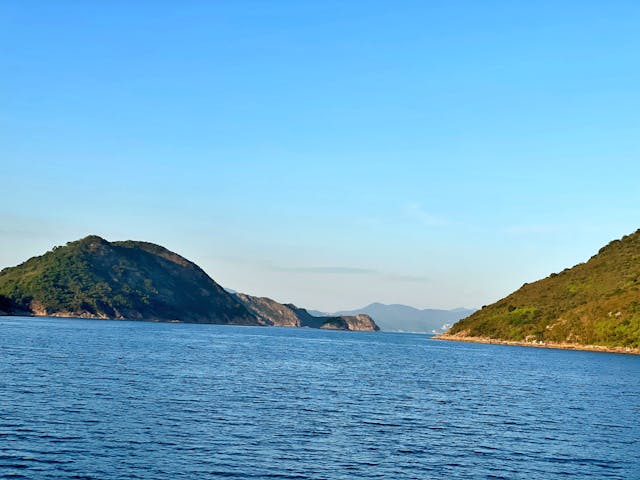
[438, 229, 640, 353]
[0, 235, 379, 332]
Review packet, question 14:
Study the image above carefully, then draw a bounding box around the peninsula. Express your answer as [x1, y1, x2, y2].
[438, 229, 640, 354]
[0, 236, 379, 332]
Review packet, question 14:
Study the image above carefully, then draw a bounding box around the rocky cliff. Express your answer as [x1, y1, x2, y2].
[235, 293, 301, 327]
[236, 293, 380, 331]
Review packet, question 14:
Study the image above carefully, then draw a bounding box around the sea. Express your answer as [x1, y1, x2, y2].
[1, 316, 639, 479]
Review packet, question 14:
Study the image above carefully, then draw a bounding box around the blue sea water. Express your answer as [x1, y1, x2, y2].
[1, 316, 639, 479]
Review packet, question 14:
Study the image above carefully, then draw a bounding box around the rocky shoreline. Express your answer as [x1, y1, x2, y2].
[434, 334, 640, 355]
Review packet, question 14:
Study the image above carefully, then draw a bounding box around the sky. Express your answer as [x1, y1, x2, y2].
[1, 1, 639, 311]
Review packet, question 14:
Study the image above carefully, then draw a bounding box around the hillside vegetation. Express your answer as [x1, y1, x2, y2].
[0, 236, 258, 324]
[445, 229, 640, 348]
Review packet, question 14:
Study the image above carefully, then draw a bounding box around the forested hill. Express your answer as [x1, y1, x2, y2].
[442, 229, 640, 349]
[0, 235, 258, 325]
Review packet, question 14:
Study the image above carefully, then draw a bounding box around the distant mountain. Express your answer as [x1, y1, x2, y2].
[333, 303, 476, 333]
[0, 236, 259, 325]
[441, 229, 640, 351]
[235, 293, 380, 331]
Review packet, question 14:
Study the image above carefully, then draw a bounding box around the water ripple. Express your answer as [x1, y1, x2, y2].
[1, 316, 639, 479]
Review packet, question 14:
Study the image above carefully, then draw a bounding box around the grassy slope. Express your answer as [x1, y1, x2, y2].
[447, 229, 640, 348]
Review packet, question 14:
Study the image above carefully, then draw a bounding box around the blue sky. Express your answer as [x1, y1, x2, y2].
[2, 1, 639, 310]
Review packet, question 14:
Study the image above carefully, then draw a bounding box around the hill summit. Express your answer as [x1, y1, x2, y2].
[0, 235, 258, 324]
[440, 229, 640, 351]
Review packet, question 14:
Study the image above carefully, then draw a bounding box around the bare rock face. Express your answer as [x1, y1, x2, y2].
[235, 295, 380, 331]
[339, 314, 380, 331]
[314, 313, 380, 331]
[234, 293, 300, 327]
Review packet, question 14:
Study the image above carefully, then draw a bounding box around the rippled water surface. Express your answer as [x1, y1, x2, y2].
[1, 316, 639, 479]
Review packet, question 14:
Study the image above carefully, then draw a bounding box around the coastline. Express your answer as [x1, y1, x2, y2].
[0, 312, 378, 331]
[434, 334, 640, 355]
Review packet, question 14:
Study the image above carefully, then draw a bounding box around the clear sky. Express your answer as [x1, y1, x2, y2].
[2, 1, 639, 311]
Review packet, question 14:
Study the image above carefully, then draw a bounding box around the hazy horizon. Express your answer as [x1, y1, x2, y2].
[2, 1, 639, 311]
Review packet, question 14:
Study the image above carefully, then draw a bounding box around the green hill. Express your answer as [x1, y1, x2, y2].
[0, 235, 259, 325]
[442, 229, 640, 350]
